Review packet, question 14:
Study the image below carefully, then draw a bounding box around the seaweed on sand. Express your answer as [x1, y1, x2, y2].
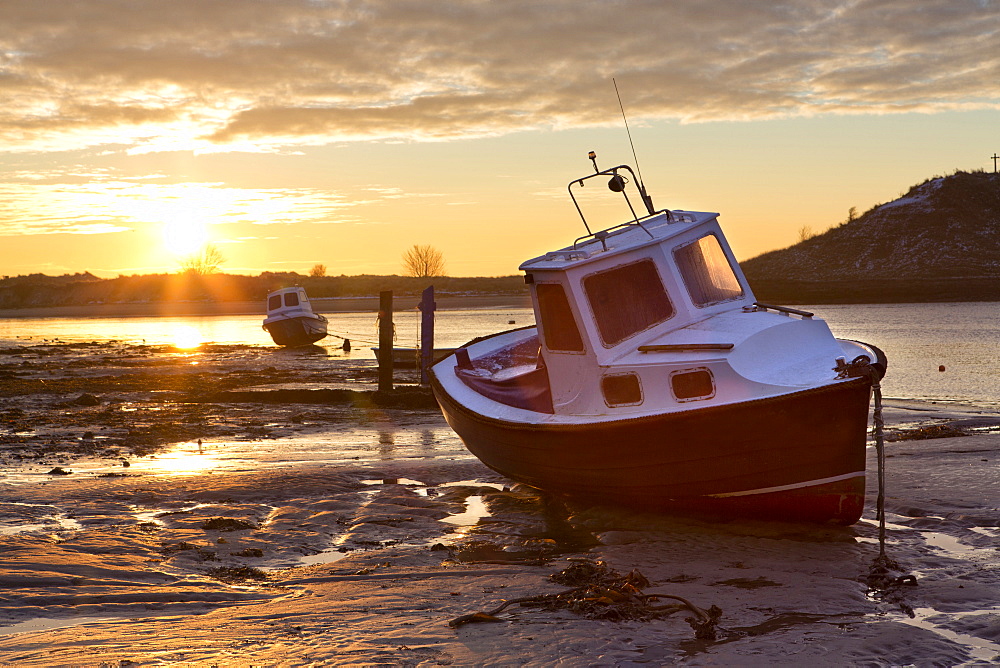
[449, 559, 722, 640]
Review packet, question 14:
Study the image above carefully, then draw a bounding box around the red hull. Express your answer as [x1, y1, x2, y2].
[431, 375, 873, 524]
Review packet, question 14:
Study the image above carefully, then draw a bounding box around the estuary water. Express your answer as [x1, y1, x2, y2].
[1, 301, 998, 408]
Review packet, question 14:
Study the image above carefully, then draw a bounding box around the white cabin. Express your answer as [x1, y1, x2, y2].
[517, 164, 847, 418]
[266, 287, 316, 318]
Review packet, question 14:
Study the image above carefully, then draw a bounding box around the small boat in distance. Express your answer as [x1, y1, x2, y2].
[262, 287, 329, 346]
[430, 152, 886, 524]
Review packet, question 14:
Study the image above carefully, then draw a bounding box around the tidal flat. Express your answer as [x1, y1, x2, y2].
[1, 340, 999, 666]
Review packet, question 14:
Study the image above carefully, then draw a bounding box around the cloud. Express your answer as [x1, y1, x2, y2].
[0, 171, 364, 236]
[1, 0, 998, 153]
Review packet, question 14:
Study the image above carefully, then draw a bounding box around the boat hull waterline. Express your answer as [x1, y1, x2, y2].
[432, 351, 873, 524]
[262, 314, 328, 347]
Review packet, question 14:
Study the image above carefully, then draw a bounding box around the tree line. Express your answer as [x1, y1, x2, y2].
[180, 244, 447, 279]
[0, 271, 526, 310]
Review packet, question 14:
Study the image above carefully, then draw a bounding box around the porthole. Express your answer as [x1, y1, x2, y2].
[670, 368, 715, 402]
[601, 373, 643, 407]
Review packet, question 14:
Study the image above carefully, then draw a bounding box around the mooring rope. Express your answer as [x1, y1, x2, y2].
[864, 361, 917, 611]
[870, 366, 888, 557]
[326, 329, 380, 346]
[834, 355, 913, 595]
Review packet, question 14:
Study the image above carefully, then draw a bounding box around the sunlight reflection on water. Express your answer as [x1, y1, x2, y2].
[169, 324, 205, 349]
[121, 427, 472, 478]
[132, 441, 223, 475]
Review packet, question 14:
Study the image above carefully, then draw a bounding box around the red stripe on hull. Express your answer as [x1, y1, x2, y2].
[674, 475, 865, 524]
[431, 375, 872, 524]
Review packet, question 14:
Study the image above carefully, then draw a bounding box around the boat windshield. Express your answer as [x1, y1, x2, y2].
[268, 295, 281, 310]
[284, 292, 300, 307]
[673, 234, 744, 307]
[584, 259, 674, 346]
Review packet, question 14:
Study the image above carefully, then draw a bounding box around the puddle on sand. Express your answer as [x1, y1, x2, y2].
[361, 478, 427, 493]
[437, 480, 505, 540]
[860, 516, 984, 554]
[0, 616, 114, 637]
[0, 502, 82, 536]
[922, 531, 976, 556]
[353, 477, 501, 545]
[296, 548, 351, 568]
[441, 495, 491, 528]
[899, 607, 1000, 663]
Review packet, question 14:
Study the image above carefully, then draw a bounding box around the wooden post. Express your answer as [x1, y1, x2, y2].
[378, 290, 393, 392]
[419, 285, 436, 385]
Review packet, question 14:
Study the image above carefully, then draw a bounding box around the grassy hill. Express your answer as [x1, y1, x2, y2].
[742, 170, 1000, 303]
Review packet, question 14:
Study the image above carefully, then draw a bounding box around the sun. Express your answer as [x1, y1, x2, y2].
[163, 219, 210, 256]
[170, 325, 204, 349]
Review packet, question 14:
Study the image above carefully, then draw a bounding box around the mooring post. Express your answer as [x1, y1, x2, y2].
[419, 285, 436, 385]
[378, 290, 393, 392]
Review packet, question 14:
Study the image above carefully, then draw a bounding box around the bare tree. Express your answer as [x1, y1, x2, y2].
[309, 263, 327, 277]
[797, 225, 815, 243]
[180, 244, 226, 275]
[402, 245, 446, 277]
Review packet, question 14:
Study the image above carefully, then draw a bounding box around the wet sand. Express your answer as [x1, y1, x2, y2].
[0, 341, 998, 666]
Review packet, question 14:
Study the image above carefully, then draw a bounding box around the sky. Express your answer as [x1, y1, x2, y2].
[1, 0, 999, 279]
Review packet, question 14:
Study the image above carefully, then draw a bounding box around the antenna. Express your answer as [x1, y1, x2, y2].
[613, 78, 654, 214]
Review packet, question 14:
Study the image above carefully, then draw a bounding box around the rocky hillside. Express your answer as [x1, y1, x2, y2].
[742, 170, 1000, 303]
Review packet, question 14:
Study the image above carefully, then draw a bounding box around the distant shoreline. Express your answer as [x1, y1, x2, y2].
[0, 293, 534, 319]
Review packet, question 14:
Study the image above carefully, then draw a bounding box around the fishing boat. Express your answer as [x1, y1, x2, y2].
[430, 153, 886, 524]
[262, 287, 329, 346]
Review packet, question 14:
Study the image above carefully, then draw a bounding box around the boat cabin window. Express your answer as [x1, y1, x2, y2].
[535, 283, 585, 352]
[583, 259, 674, 347]
[673, 234, 744, 308]
[671, 368, 716, 402]
[284, 292, 300, 307]
[268, 295, 282, 311]
[601, 373, 643, 407]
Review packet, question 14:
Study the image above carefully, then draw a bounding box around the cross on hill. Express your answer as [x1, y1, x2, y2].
[993, 153, 999, 173]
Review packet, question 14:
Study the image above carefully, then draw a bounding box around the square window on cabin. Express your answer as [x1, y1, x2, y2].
[268, 295, 282, 310]
[674, 234, 744, 307]
[601, 373, 643, 406]
[535, 283, 585, 352]
[284, 293, 300, 307]
[583, 259, 675, 347]
[671, 368, 716, 402]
